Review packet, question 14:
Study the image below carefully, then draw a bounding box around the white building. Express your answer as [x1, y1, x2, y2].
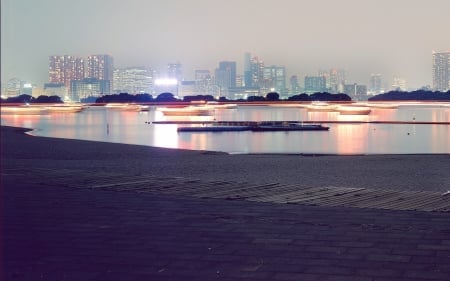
[113, 67, 153, 94]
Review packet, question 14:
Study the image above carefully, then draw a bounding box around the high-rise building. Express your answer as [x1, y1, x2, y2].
[318, 70, 330, 90]
[215, 61, 237, 92]
[243, 53, 264, 88]
[263, 66, 286, 94]
[369, 74, 382, 95]
[113, 67, 153, 94]
[86, 54, 114, 93]
[392, 76, 407, 91]
[304, 76, 326, 94]
[49, 55, 84, 89]
[290, 75, 301, 94]
[344, 83, 367, 101]
[167, 62, 183, 82]
[71, 78, 110, 101]
[329, 69, 346, 93]
[432, 51, 450, 91]
[194, 69, 212, 95]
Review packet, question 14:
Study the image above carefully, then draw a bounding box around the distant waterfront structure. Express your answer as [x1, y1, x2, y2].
[290, 75, 301, 94]
[215, 61, 237, 97]
[344, 83, 368, 101]
[392, 76, 407, 91]
[43, 83, 67, 100]
[71, 78, 110, 101]
[3, 78, 22, 97]
[49, 55, 84, 90]
[432, 51, 450, 91]
[369, 74, 383, 95]
[194, 69, 212, 95]
[329, 69, 346, 93]
[86, 55, 114, 93]
[304, 76, 326, 94]
[179, 81, 196, 98]
[113, 67, 153, 94]
[167, 62, 183, 82]
[318, 70, 330, 90]
[263, 66, 287, 95]
[243, 53, 264, 89]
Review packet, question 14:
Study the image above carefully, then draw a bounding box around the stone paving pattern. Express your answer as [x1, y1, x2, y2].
[2, 126, 450, 280]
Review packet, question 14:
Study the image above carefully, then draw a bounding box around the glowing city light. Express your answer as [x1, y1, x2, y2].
[154, 78, 178, 86]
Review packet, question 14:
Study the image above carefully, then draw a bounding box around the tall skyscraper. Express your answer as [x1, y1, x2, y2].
[432, 51, 450, 91]
[243, 53, 264, 89]
[215, 61, 237, 91]
[86, 54, 114, 93]
[49, 55, 84, 89]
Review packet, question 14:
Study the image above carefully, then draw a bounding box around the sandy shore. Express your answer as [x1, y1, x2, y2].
[1, 125, 449, 192]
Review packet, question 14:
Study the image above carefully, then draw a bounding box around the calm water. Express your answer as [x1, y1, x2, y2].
[2, 103, 450, 154]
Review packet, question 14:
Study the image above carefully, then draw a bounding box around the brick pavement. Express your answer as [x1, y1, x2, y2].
[3, 175, 450, 281]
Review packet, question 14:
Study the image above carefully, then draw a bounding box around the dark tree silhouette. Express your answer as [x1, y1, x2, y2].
[156, 92, 178, 102]
[3, 94, 34, 103]
[34, 95, 63, 103]
[288, 93, 311, 101]
[183, 95, 215, 102]
[135, 94, 153, 102]
[369, 90, 450, 101]
[247, 95, 266, 102]
[266, 92, 280, 101]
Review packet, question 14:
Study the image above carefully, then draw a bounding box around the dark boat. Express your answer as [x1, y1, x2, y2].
[177, 126, 252, 132]
[250, 123, 329, 132]
[177, 123, 329, 132]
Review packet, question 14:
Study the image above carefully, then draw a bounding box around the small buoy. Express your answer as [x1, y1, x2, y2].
[407, 133, 410, 135]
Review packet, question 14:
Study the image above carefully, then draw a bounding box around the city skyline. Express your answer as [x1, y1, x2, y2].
[1, 0, 450, 89]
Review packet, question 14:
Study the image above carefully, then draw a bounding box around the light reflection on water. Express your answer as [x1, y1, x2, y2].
[1, 103, 449, 154]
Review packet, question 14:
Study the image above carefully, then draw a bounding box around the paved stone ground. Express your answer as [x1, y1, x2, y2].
[2, 126, 450, 281]
[3, 177, 450, 281]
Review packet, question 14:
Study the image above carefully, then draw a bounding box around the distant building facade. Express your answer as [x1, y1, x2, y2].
[86, 55, 114, 93]
[369, 74, 383, 95]
[215, 61, 237, 97]
[113, 67, 153, 94]
[43, 83, 68, 100]
[304, 76, 326, 94]
[71, 78, 110, 101]
[243, 53, 264, 89]
[392, 76, 407, 91]
[49, 55, 84, 89]
[167, 63, 183, 82]
[194, 69, 212, 95]
[262, 66, 286, 95]
[290, 75, 301, 94]
[432, 51, 450, 91]
[344, 83, 368, 101]
[329, 69, 346, 93]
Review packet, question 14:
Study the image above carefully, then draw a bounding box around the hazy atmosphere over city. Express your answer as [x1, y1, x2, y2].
[2, 0, 450, 89]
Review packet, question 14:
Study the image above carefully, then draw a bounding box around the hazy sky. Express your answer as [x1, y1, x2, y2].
[2, 0, 450, 89]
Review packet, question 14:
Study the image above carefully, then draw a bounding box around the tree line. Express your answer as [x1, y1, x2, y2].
[3, 89, 450, 104]
[368, 90, 450, 101]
